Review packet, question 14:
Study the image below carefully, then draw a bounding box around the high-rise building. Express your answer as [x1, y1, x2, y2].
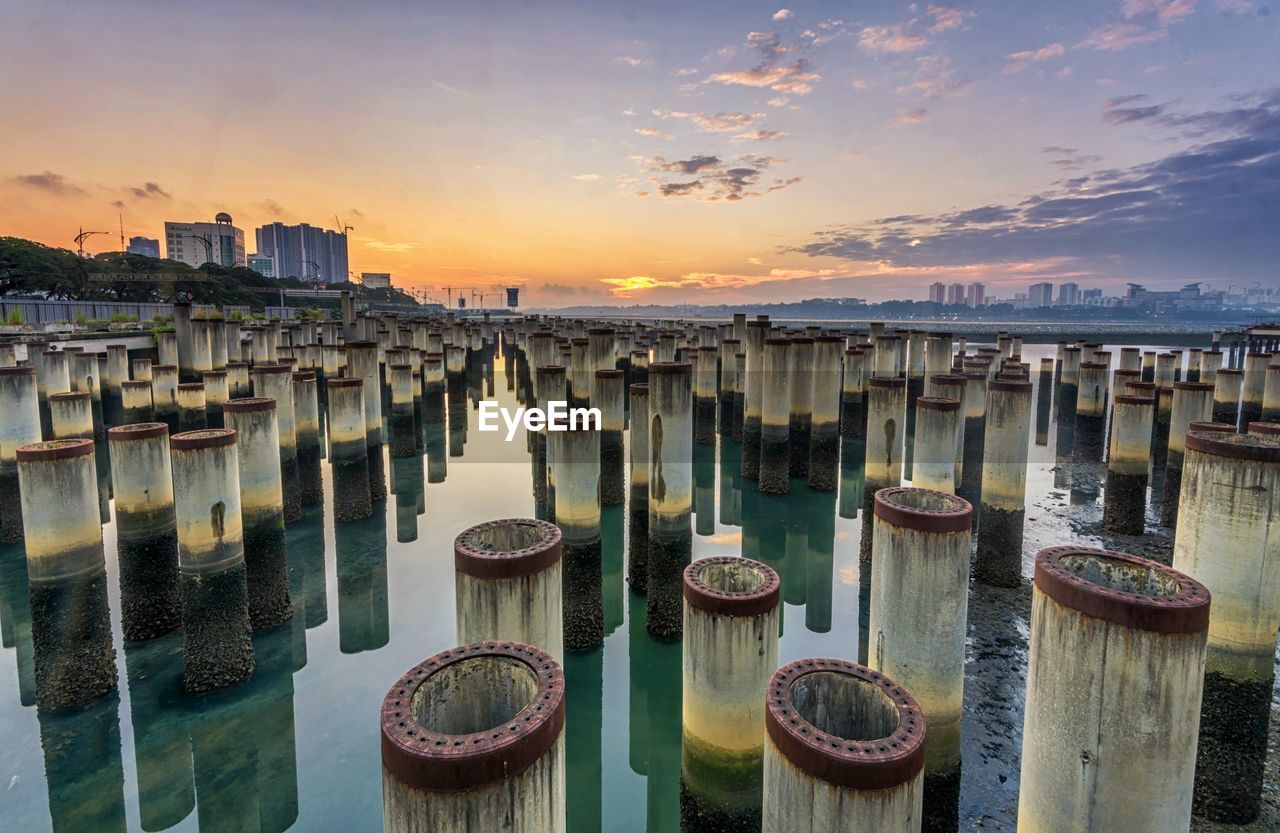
[164, 214, 245, 268]
[255, 222, 350, 284]
[928, 282, 946, 304]
[1057, 282, 1080, 307]
[967, 282, 985, 308]
[246, 253, 275, 277]
[1028, 282, 1054, 308]
[947, 283, 966, 305]
[361, 272, 391, 289]
[127, 236, 160, 258]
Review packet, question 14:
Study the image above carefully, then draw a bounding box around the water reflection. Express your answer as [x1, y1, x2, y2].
[38, 694, 127, 833]
[335, 503, 389, 654]
[0, 542, 37, 706]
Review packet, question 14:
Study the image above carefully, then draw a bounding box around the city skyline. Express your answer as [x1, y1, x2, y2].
[1, 0, 1276, 306]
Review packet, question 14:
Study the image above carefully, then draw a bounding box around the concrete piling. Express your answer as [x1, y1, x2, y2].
[870, 487, 972, 830]
[202, 370, 228, 429]
[170, 428, 255, 693]
[108, 423, 182, 641]
[680, 557, 781, 831]
[388, 363, 417, 458]
[1102, 394, 1155, 536]
[1018, 546, 1209, 831]
[1240, 352, 1268, 428]
[594, 369, 626, 506]
[718, 340, 740, 437]
[860, 377, 907, 562]
[1160, 382, 1214, 529]
[454, 519, 564, 661]
[695, 346, 718, 446]
[787, 337, 814, 478]
[759, 339, 792, 495]
[552, 423, 603, 652]
[380, 642, 566, 833]
[223, 398, 294, 632]
[423, 352, 446, 424]
[176, 382, 207, 432]
[293, 371, 323, 507]
[840, 348, 867, 441]
[648, 362, 693, 641]
[957, 373, 987, 503]
[1211, 368, 1242, 428]
[347, 342, 388, 502]
[120, 379, 153, 424]
[69, 353, 105, 439]
[152, 364, 180, 433]
[628, 383, 650, 592]
[974, 380, 1032, 587]
[808, 336, 843, 491]
[762, 659, 925, 833]
[16, 439, 118, 710]
[1172, 431, 1280, 823]
[0, 366, 41, 543]
[912, 397, 960, 494]
[327, 378, 373, 522]
[741, 321, 769, 480]
[1073, 362, 1109, 462]
[253, 365, 304, 524]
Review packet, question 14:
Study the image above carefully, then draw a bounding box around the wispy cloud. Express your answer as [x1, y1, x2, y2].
[634, 127, 673, 139]
[1077, 22, 1167, 51]
[633, 154, 801, 201]
[1004, 43, 1066, 74]
[1122, 0, 1198, 25]
[8, 171, 86, 196]
[889, 107, 930, 126]
[615, 55, 652, 68]
[126, 181, 172, 200]
[572, 173, 601, 181]
[707, 30, 823, 95]
[899, 55, 971, 100]
[1042, 146, 1104, 171]
[358, 237, 418, 253]
[773, 8, 793, 21]
[858, 24, 928, 54]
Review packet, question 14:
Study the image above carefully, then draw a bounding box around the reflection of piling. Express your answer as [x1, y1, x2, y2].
[348, 341, 388, 501]
[223, 399, 294, 632]
[108, 423, 181, 641]
[171, 429, 255, 692]
[860, 377, 906, 562]
[912, 397, 959, 493]
[0, 367, 41, 543]
[293, 371, 323, 506]
[628, 383, 651, 592]
[176, 382, 207, 431]
[1102, 395, 1155, 536]
[787, 338, 813, 478]
[1173, 431, 1280, 823]
[648, 362, 693, 640]
[17, 439, 118, 710]
[381, 643, 566, 833]
[808, 336, 843, 491]
[871, 487, 972, 830]
[974, 380, 1032, 587]
[680, 557, 780, 832]
[741, 321, 769, 480]
[455, 519, 564, 660]
[253, 365, 304, 524]
[553, 425, 603, 651]
[762, 659, 925, 832]
[1018, 546, 1208, 831]
[1160, 382, 1214, 529]
[334, 504, 390, 652]
[759, 339, 792, 495]
[1211, 368, 1242, 428]
[595, 369, 626, 506]
[1073, 363, 1109, 462]
[328, 378, 372, 522]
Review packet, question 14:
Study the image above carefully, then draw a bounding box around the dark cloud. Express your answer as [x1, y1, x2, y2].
[790, 89, 1280, 282]
[1042, 146, 1104, 171]
[8, 171, 85, 196]
[127, 181, 171, 199]
[638, 154, 801, 201]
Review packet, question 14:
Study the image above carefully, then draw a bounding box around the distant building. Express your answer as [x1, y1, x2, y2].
[1081, 289, 1104, 305]
[246, 253, 275, 277]
[127, 236, 160, 258]
[361, 272, 391, 289]
[929, 282, 946, 304]
[164, 213, 245, 268]
[967, 282, 985, 308]
[947, 283, 966, 305]
[1028, 282, 1054, 308]
[1012, 292, 1029, 310]
[255, 222, 349, 284]
[1057, 282, 1080, 307]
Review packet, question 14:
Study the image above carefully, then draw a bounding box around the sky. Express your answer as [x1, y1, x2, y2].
[0, 0, 1276, 306]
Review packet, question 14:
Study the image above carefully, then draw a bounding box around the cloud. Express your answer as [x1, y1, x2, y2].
[256, 198, 287, 216]
[1042, 146, 1104, 171]
[358, 237, 418, 253]
[126, 181, 172, 200]
[8, 171, 86, 196]
[633, 154, 801, 201]
[1122, 0, 1198, 25]
[767, 96, 790, 106]
[1077, 22, 1167, 51]
[1004, 42, 1066, 74]
[899, 54, 971, 99]
[601, 266, 843, 297]
[1214, 0, 1254, 12]
[790, 89, 1280, 284]
[572, 173, 601, 181]
[926, 5, 973, 32]
[733, 129, 788, 142]
[890, 107, 930, 126]
[634, 127, 672, 139]
[1101, 94, 1167, 124]
[858, 24, 928, 53]
[675, 67, 699, 77]
[707, 30, 823, 95]
[615, 56, 652, 67]
[773, 8, 793, 20]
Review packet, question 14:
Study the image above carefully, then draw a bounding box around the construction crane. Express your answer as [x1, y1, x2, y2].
[440, 284, 458, 309]
[74, 227, 109, 258]
[334, 214, 354, 236]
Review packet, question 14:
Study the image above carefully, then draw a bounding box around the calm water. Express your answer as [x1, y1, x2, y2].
[1, 340, 1276, 832]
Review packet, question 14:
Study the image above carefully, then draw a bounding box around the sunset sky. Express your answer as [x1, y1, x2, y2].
[1, 0, 1276, 306]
